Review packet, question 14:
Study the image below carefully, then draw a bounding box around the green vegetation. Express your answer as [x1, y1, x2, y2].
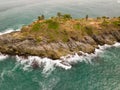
[32, 23, 40, 31]
[20, 13, 120, 43]
[56, 12, 72, 19]
[31, 22, 45, 31]
[63, 14, 72, 19]
[57, 12, 62, 18]
[97, 17, 101, 20]
[74, 23, 81, 30]
[112, 21, 120, 26]
[45, 20, 59, 29]
[102, 16, 109, 19]
[38, 15, 45, 20]
[102, 16, 107, 19]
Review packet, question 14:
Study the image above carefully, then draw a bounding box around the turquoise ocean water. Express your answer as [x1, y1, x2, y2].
[0, 0, 120, 90]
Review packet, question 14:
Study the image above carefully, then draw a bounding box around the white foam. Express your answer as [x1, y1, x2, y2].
[0, 54, 8, 61]
[0, 28, 20, 35]
[113, 42, 120, 47]
[14, 42, 120, 74]
[16, 56, 72, 75]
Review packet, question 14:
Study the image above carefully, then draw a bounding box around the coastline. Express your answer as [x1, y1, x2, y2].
[0, 15, 120, 60]
[0, 29, 120, 60]
[0, 40, 120, 70]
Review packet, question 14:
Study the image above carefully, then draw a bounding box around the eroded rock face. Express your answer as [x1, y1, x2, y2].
[0, 29, 120, 60]
[110, 30, 120, 41]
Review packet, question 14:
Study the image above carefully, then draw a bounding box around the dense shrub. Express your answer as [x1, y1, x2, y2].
[63, 14, 72, 19]
[31, 23, 41, 31]
[45, 20, 59, 29]
[38, 15, 45, 20]
[97, 17, 101, 19]
[102, 16, 106, 19]
[57, 12, 62, 18]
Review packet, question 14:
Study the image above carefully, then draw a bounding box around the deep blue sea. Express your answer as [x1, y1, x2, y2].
[0, 0, 120, 90]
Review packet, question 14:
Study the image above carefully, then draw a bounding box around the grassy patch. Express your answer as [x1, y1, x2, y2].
[31, 23, 41, 31]
[20, 14, 120, 44]
[45, 20, 59, 29]
[74, 23, 81, 30]
[112, 21, 120, 26]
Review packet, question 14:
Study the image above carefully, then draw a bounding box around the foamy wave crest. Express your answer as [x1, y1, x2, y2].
[15, 42, 120, 73]
[0, 28, 20, 35]
[60, 42, 120, 65]
[16, 56, 72, 76]
[0, 53, 8, 61]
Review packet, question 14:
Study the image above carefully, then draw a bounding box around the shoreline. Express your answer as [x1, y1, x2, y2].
[0, 29, 119, 60]
[0, 41, 120, 70]
[0, 15, 120, 60]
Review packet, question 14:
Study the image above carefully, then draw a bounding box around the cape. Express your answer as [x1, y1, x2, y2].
[0, 14, 120, 59]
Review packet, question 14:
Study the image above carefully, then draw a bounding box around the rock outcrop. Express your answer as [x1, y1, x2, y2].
[0, 16, 120, 59]
[0, 30, 120, 59]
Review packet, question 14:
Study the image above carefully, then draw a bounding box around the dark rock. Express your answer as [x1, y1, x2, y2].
[31, 60, 39, 69]
[101, 34, 116, 45]
[92, 34, 105, 45]
[84, 36, 96, 45]
[110, 30, 120, 41]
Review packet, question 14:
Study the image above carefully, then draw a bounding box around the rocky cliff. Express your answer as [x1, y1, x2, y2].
[0, 15, 120, 59]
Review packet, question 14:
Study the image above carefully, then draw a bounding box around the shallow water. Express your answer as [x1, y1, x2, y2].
[0, 0, 120, 90]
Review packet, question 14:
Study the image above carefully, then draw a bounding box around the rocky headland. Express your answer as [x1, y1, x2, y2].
[0, 14, 120, 59]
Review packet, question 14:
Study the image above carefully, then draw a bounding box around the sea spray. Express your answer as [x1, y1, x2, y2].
[0, 53, 8, 61]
